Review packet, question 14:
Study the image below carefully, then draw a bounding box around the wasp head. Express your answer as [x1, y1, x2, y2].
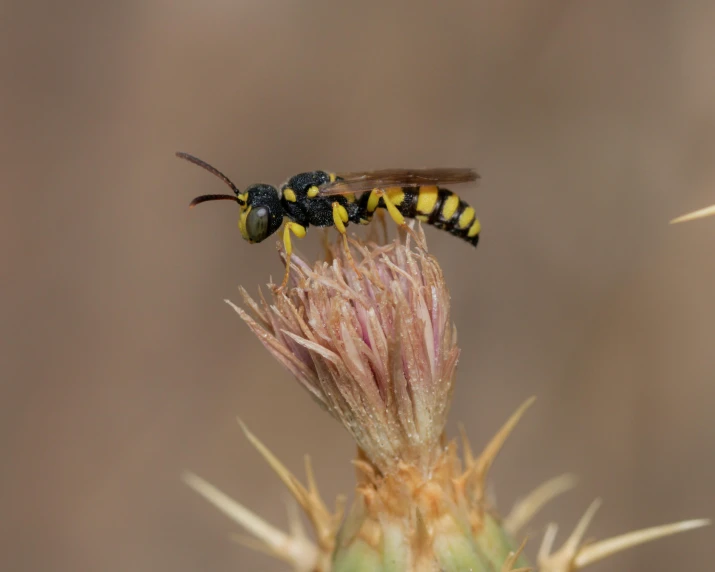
[239, 185, 283, 243]
[177, 152, 284, 244]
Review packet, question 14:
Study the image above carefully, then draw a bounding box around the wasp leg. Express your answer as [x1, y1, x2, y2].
[319, 228, 334, 264]
[332, 201, 362, 278]
[376, 209, 388, 243]
[279, 221, 307, 290]
[365, 208, 388, 244]
[368, 188, 419, 243]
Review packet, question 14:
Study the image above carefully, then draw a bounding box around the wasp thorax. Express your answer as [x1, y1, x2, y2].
[284, 171, 331, 195]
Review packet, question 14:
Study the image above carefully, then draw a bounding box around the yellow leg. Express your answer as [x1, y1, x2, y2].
[363, 192, 388, 243]
[332, 202, 362, 278]
[332, 201, 349, 233]
[369, 188, 419, 242]
[279, 222, 307, 290]
[379, 192, 405, 226]
[367, 189, 381, 213]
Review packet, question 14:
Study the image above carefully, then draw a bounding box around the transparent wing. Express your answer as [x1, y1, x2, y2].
[318, 168, 479, 196]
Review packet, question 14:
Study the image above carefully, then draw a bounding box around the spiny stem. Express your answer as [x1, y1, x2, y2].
[574, 518, 711, 568]
[538, 498, 710, 571]
[501, 537, 531, 572]
[237, 417, 341, 550]
[182, 472, 319, 569]
[470, 397, 536, 502]
[503, 473, 578, 536]
[671, 204, 715, 224]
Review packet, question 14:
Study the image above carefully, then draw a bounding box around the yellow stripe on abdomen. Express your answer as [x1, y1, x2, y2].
[457, 206, 475, 229]
[441, 193, 460, 221]
[386, 187, 405, 206]
[415, 186, 439, 215]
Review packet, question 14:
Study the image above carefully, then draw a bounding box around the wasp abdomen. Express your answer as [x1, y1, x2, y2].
[366, 186, 480, 246]
[422, 187, 479, 246]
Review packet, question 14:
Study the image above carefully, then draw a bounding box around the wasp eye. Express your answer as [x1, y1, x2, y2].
[246, 206, 270, 242]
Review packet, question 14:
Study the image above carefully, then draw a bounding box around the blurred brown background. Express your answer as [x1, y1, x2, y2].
[2, 1, 715, 570]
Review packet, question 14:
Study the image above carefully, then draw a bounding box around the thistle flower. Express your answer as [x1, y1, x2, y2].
[234, 229, 457, 475]
[185, 228, 708, 571]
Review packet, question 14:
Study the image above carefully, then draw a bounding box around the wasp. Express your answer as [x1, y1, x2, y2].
[177, 152, 481, 288]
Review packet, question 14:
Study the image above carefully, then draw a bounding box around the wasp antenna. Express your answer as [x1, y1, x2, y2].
[176, 151, 244, 203]
[189, 194, 241, 208]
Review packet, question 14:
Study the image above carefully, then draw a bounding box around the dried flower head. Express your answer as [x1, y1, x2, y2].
[230, 229, 457, 475]
[185, 228, 709, 571]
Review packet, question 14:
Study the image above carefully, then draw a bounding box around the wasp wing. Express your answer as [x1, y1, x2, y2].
[318, 168, 479, 196]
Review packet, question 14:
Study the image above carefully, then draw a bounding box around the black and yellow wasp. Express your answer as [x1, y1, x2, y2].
[177, 151, 481, 288]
